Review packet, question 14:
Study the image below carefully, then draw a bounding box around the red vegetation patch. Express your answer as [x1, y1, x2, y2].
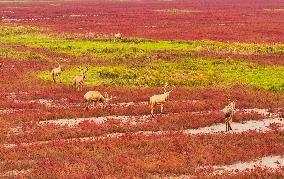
[0, 0, 284, 43]
[0, 1, 283, 176]
[2, 110, 266, 144]
[229, 168, 284, 178]
[1, 131, 284, 177]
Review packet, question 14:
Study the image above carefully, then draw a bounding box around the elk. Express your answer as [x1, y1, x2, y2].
[84, 91, 113, 110]
[222, 99, 236, 132]
[149, 83, 174, 117]
[51, 62, 62, 83]
[73, 67, 88, 91]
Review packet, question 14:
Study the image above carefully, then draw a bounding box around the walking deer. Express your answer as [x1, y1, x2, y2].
[51, 62, 62, 83]
[84, 91, 113, 110]
[73, 67, 88, 91]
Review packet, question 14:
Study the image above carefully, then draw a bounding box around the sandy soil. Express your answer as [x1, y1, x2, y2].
[211, 155, 284, 175]
[4, 116, 283, 149]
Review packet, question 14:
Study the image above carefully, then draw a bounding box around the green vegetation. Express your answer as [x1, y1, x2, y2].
[1, 26, 283, 91]
[1, 26, 284, 62]
[0, 47, 46, 61]
[38, 57, 284, 91]
[0, 26, 41, 37]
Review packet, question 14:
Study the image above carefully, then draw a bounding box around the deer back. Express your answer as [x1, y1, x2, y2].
[84, 91, 100, 101]
[150, 93, 167, 104]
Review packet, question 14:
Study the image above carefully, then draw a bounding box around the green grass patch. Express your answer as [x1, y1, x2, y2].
[1, 26, 284, 63]
[38, 57, 284, 91]
[1, 25, 283, 91]
[0, 25, 42, 37]
[0, 47, 46, 61]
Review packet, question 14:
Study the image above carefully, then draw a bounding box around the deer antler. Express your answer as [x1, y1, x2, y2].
[104, 92, 113, 101]
[169, 85, 175, 93]
[162, 82, 169, 92]
[56, 62, 61, 67]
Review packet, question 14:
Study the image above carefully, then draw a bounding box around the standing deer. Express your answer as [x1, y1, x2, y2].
[149, 83, 174, 117]
[222, 99, 236, 132]
[51, 62, 62, 83]
[73, 67, 88, 91]
[84, 91, 113, 110]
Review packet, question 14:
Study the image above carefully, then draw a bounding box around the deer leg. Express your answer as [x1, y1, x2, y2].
[229, 118, 231, 131]
[78, 83, 82, 91]
[85, 101, 89, 110]
[151, 105, 154, 117]
[225, 118, 226, 132]
[160, 104, 164, 114]
[225, 118, 228, 132]
[101, 101, 105, 108]
[52, 73, 56, 83]
[75, 83, 78, 91]
[229, 117, 233, 131]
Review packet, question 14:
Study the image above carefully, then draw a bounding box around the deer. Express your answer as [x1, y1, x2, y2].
[113, 33, 122, 42]
[51, 62, 62, 83]
[222, 99, 236, 132]
[73, 67, 88, 91]
[149, 83, 174, 117]
[84, 91, 113, 110]
[114, 33, 122, 38]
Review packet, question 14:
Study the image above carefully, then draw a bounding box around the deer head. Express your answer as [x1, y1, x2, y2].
[78, 66, 88, 78]
[56, 62, 62, 71]
[83, 67, 89, 78]
[163, 82, 175, 93]
[104, 92, 113, 102]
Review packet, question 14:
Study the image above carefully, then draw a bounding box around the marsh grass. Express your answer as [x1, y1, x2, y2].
[0, 47, 46, 61]
[1, 26, 283, 91]
[1, 26, 284, 59]
[38, 57, 284, 91]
